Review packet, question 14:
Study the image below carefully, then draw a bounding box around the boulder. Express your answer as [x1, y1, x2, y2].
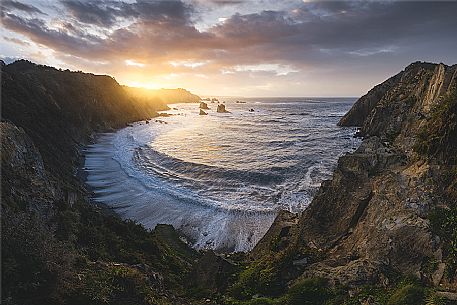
[199, 109, 208, 115]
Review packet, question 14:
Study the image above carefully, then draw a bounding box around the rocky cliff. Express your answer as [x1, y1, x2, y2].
[3, 60, 457, 305]
[247, 62, 457, 303]
[1, 60, 205, 305]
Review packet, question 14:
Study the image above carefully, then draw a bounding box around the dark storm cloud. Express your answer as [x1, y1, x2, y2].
[61, 0, 193, 27]
[1, 12, 105, 56]
[3, 0, 457, 70]
[61, 1, 130, 26]
[206, 1, 457, 66]
[1, 0, 45, 15]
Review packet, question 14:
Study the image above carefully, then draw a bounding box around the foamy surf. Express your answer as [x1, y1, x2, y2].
[85, 98, 360, 252]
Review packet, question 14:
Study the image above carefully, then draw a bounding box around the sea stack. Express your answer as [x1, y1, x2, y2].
[200, 101, 209, 109]
[217, 104, 229, 113]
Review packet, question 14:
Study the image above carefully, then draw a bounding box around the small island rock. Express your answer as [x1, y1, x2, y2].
[199, 102, 209, 109]
[217, 104, 229, 113]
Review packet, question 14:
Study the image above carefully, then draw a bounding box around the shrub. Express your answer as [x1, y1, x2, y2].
[283, 278, 332, 305]
[429, 207, 457, 277]
[1, 209, 75, 305]
[387, 284, 425, 305]
[230, 260, 283, 300]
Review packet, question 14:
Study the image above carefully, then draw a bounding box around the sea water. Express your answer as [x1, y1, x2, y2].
[84, 98, 360, 252]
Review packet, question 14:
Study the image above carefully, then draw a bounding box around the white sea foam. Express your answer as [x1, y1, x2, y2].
[85, 98, 360, 251]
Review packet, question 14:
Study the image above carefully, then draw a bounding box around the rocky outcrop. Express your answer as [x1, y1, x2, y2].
[257, 62, 457, 291]
[1, 121, 57, 213]
[1, 60, 207, 305]
[338, 72, 403, 127]
[217, 104, 229, 113]
[188, 251, 235, 293]
[1, 60, 165, 181]
[200, 101, 209, 109]
[295, 62, 457, 287]
[199, 109, 208, 115]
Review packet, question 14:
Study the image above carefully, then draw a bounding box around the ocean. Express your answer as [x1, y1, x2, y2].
[84, 97, 360, 252]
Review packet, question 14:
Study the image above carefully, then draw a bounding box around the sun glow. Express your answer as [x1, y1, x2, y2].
[124, 80, 162, 90]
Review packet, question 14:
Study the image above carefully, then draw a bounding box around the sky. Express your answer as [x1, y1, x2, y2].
[1, 0, 457, 97]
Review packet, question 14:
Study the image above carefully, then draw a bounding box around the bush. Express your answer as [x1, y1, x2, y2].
[284, 278, 332, 305]
[1, 209, 75, 305]
[429, 207, 457, 277]
[387, 284, 425, 305]
[66, 264, 160, 305]
[230, 260, 283, 300]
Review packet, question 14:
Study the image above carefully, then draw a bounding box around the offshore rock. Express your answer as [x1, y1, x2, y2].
[200, 101, 209, 109]
[217, 104, 229, 113]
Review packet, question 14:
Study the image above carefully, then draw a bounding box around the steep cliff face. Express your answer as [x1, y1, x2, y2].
[252, 62, 457, 297]
[1, 61, 206, 305]
[1, 60, 166, 179]
[296, 62, 457, 288]
[1, 122, 57, 213]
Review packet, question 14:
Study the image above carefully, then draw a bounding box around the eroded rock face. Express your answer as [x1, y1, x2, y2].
[1, 121, 56, 213]
[261, 62, 457, 288]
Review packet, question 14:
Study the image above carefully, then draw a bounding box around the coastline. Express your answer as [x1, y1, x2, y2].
[80, 100, 357, 252]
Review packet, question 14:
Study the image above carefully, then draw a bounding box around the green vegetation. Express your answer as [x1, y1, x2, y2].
[225, 271, 451, 305]
[3, 60, 456, 305]
[429, 207, 457, 278]
[2, 201, 198, 305]
[226, 278, 337, 305]
[387, 284, 425, 305]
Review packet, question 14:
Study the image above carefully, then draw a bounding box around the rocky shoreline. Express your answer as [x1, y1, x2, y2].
[2, 60, 457, 304]
[247, 62, 457, 301]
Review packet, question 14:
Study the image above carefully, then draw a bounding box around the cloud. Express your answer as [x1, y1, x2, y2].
[61, 0, 193, 27]
[203, 0, 244, 6]
[3, 36, 30, 46]
[1, 0, 46, 15]
[61, 0, 128, 27]
[4, 1, 457, 64]
[2, 0, 457, 95]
